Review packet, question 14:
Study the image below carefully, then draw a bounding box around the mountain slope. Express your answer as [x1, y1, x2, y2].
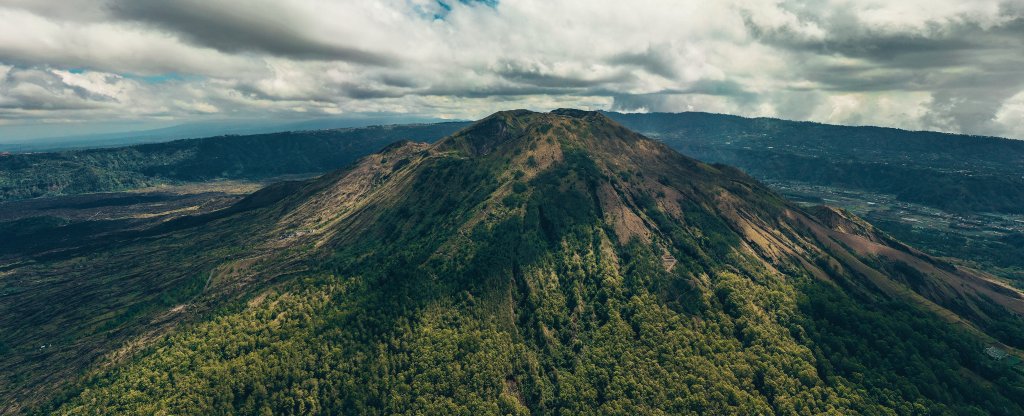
[5, 110, 1024, 414]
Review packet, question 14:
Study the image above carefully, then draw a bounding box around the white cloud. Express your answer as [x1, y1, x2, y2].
[994, 90, 1024, 138]
[0, 0, 1021, 138]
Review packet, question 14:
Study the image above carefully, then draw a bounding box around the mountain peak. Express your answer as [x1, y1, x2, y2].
[549, 107, 611, 121]
[434, 108, 653, 161]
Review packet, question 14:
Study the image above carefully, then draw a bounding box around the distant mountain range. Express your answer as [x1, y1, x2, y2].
[4, 111, 1023, 215]
[604, 111, 1024, 214]
[4, 110, 1023, 414]
[0, 122, 469, 201]
[0, 115, 462, 153]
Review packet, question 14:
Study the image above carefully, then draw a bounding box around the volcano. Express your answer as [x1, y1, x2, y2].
[6, 110, 1024, 415]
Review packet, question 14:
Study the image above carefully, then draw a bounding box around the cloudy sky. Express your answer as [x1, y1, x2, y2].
[1, 0, 1023, 140]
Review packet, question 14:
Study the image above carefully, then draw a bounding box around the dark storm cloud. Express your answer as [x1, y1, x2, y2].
[923, 85, 1024, 135]
[784, 37, 1024, 106]
[746, 5, 1024, 70]
[607, 93, 678, 113]
[609, 48, 680, 79]
[749, 21, 976, 66]
[679, 80, 755, 99]
[229, 83, 339, 103]
[227, 78, 399, 103]
[492, 60, 627, 89]
[422, 84, 586, 99]
[741, 2, 1024, 103]
[110, 0, 396, 64]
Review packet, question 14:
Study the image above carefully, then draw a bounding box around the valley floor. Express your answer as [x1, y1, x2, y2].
[769, 180, 1024, 286]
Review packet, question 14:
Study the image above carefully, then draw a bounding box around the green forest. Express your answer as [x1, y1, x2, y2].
[47, 187, 1024, 414]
